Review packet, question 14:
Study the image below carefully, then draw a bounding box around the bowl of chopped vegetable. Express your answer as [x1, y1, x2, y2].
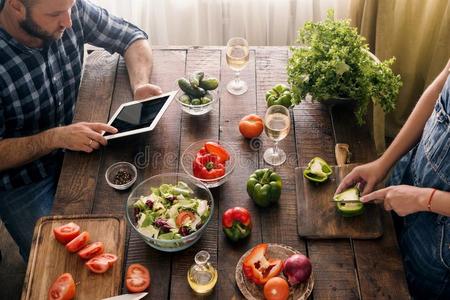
[126, 173, 214, 252]
[181, 140, 236, 188]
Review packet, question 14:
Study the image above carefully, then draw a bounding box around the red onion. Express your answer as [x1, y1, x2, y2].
[283, 254, 312, 285]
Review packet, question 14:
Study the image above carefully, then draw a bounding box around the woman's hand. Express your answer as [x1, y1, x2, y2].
[360, 185, 431, 216]
[336, 158, 390, 196]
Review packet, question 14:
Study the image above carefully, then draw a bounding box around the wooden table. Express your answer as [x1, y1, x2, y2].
[51, 46, 410, 299]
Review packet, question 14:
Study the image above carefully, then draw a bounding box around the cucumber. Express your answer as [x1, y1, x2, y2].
[179, 94, 191, 104]
[199, 77, 219, 90]
[189, 72, 204, 88]
[178, 78, 206, 98]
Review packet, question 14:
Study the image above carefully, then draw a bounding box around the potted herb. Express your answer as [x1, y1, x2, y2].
[287, 10, 402, 124]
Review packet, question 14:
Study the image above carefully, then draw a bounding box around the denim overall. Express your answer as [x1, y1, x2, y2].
[389, 75, 450, 299]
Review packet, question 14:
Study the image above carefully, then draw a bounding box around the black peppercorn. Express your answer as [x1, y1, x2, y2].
[113, 169, 132, 185]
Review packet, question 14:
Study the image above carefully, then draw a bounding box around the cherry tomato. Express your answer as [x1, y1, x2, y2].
[239, 114, 264, 139]
[263, 277, 290, 300]
[176, 211, 196, 227]
[86, 256, 110, 274]
[96, 253, 118, 267]
[48, 273, 76, 300]
[65, 231, 90, 253]
[205, 142, 230, 162]
[126, 264, 151, 293]
[53, 222, 80, 245]
[77, 242, 105, 260]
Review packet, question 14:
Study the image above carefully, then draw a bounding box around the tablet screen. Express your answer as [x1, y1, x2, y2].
[104, 95, 169, 136]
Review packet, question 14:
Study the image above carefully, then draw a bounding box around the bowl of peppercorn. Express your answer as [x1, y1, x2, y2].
[105, 162, 137, 190]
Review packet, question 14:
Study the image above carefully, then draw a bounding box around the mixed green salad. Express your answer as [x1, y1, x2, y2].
[133, 182, 211, 240]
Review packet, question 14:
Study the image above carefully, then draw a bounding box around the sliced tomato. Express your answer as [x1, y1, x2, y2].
[65, 231, 90, 253]
[175, 211, 195, 227]
[53, 222, 80, 245]
[126, 264, 150, 293]
[205, 142, 230, 162]
[77, 242, 105, 260]
[48, 273, 76, 300]
[96, 253, 118, 267]
[86, 256, 110, 274]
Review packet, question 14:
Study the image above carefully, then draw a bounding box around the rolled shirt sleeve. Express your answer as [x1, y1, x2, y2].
[77, 0, 148, 56]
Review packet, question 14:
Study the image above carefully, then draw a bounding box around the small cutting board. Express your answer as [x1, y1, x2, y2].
[296, 164, 383, 239]
[21, 214, 126, 300]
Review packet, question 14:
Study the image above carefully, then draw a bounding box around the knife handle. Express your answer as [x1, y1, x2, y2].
[335, 143, 350, 167]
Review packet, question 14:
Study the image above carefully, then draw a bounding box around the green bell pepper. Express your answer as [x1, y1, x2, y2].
[265, 84, 293, 108]
[303, 157, 333, 183]
[333, 187, 365, 217]
[247, 169, 282, 207]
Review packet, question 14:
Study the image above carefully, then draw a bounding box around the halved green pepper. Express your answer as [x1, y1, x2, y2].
[247, 169, 282, 207]
[333, 187, 365, 217]
[303, 157, 333, 183]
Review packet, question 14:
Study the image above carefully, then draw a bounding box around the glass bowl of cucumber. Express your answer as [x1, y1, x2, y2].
[176, 72, 219, 116]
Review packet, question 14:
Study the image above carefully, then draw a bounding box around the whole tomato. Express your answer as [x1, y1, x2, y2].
[239, 114, 264, 139]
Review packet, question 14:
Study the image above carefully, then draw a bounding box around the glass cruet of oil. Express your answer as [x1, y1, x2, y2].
[187, 250, 218, 295]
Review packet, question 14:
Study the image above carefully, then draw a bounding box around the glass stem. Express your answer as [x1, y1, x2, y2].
[234, 71, 240, 85]
[273, 141, 279, 156]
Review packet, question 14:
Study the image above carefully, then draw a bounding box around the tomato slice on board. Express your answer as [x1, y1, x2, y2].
[77, 242, 105, 260]
[85, 256, 110, 274]
[204, 142, 230, 162]
[126, 264, 151, 293]
[48, 273, 76, 300]
[53, 222, 80, 245]
[96, 253, 118, 267]
[175, 211, 195, 227]
[65, 231, 90, 253]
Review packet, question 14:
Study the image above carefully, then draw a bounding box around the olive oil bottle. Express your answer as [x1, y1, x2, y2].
[187, 250, 218, 295]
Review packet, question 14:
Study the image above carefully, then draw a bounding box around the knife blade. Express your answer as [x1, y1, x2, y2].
[101, 292, 148, 300]
[330, 199, 362, 203]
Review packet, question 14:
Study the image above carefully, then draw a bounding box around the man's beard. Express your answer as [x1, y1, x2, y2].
[19, 9, 60, 42]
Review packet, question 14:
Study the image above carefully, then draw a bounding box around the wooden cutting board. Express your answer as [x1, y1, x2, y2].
[296, 164, 383, 239]
[21, 214, 126, 300]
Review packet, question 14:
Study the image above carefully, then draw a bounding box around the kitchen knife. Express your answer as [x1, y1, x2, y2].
[102, 292, 148, 300]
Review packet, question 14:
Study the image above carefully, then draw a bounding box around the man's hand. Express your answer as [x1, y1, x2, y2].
[336, 158, 389, 196]
[133, 83, 162, 100]
[360, 185, 431, 216]
[53, 122, 117, 153]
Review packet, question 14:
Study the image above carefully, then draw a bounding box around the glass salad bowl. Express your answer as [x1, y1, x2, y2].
[126, 173, 214, 252]
[181, 140, 236, 188]
[176, 89, 217, 116]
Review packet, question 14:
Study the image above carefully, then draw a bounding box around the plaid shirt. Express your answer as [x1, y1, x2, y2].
[0, 0, 147, 190]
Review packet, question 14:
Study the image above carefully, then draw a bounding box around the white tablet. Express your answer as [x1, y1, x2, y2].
[104, 91, 176, 140]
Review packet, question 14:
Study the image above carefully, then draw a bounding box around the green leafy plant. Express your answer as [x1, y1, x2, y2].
[287, 10, 402, 124]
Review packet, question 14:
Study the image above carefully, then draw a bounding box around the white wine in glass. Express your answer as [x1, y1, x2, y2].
[264, 105, 290, 166]
[226, 37, 249, 95]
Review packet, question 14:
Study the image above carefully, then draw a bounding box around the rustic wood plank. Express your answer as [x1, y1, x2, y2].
[254, 49, 307, 251]
[169, 48, 221, 300]
[331, 106, 410, 299]
[53, 51, 119, 215]
[217, 48, 261, 300]
[89, 49, 187, 299]
[293, 102, 360, 299]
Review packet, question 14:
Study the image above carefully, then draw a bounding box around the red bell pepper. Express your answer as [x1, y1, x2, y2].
[222, 207, 252, 242]
[193, 152, 225, 179]
[204, 142, 230, 163]
[242, 243, 283, 285]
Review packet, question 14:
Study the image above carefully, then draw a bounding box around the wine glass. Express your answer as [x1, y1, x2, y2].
[226, 37, 249, 95]
[263, 105, 291, 166]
